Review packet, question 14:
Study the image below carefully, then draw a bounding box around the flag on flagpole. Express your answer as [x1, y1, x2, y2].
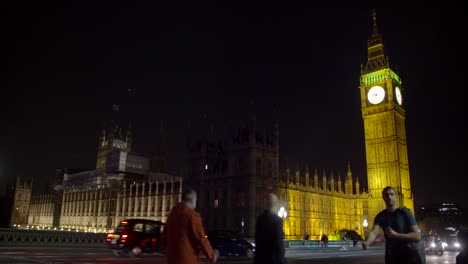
[112, 104, 120, 112]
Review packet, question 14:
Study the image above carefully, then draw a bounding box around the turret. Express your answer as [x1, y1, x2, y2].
[322, 169, 327, 191]
[355, 177, 360, 195]
[305, 164, 310, 187]
[295, 161, 300, 185]
[99, 127, 106, 147]
[313, 169, 319, 188]
[345, 162, 353, 194]
[338, 173, 343, 193]
[330, 170, 335, 192]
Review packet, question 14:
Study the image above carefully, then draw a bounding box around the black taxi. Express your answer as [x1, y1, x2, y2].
[106, 219, 165, 257]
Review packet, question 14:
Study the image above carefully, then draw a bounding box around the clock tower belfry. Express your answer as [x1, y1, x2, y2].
[359, 10, 414, 225]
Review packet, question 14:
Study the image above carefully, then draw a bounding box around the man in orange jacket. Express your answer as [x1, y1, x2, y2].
[162, 188, 217, 264]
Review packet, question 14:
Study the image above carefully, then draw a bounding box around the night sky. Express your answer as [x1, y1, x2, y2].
[3, 3, 467, 209]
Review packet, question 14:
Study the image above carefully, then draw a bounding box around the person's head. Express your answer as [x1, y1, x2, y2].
[182, 188, 197, 209]
[267, 192, 280, 213]
[382, 186, 397, 208]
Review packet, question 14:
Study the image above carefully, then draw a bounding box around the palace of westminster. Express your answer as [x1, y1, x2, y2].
[9, 11, 415, 240]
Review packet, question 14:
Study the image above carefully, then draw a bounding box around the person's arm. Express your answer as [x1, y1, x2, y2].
[386, 209, 421, 242]
[362, 223, 381, 250]
[191, 212, 216, 263]
[385, 225, 421, 241]
[161, 218, 169, 250]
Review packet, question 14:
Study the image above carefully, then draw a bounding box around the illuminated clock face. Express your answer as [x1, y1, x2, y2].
[395, 87, 403, 105]
[367, 85, 385, 105]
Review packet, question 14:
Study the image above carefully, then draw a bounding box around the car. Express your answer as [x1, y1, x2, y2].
[106, 218, 165, 257]
[205, 230, 255, 259]
[444, 236, 463, 252]
[424, 235, 444, 256]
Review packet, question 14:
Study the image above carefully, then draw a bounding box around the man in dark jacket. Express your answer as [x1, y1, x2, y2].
[254, 193, 287, 264]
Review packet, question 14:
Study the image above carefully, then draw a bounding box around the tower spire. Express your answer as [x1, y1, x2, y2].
[369, 9, 383, 47]
[362, 9, 389, 73]
[346, 161, 352, 180]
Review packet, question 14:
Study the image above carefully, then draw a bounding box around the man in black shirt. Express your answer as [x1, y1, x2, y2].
[363, 186, 423, 264]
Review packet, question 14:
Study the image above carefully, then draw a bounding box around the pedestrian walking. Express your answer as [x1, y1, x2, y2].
[161, 188, 217, 264]
[254, 193, 287, 264]
[303, 233, 309, 246]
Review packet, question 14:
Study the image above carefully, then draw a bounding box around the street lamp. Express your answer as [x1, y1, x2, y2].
[278, 206, 287, 236]
[363, 219, 368, 239]
[241, 217, 245, 237]
[278, 206, 287, 218]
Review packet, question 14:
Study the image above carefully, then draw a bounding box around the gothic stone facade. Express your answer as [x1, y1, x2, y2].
[185, 118, 368, 239]
[13, 172, 182, 232]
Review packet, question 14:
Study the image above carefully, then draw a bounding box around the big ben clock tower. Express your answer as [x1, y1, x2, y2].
[360, 10, 414, 225]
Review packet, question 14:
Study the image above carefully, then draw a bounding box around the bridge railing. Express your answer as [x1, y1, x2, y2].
[1, 228, 366, 249]
[286, 240, 360, 248]
[0, 228, 107, 248]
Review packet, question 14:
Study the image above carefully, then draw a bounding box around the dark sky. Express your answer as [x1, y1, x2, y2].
[3, 3, 467, 209]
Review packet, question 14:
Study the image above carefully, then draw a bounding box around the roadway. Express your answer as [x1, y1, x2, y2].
[0, 246, 461, 263]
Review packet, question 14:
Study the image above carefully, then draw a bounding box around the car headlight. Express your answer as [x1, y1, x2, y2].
[442, 242, 447, 248]
[430, 242, 436, 248]
[249, 242, 256, 247]
[455, 242, 460, 248]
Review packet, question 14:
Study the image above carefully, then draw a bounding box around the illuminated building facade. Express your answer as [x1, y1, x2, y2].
[185, 10, 415, 239]
[11, 120, 183, 231]
[56, 171, 182, 231]
[185, 118, 368, 239]
[278, 165, 368, 240]
[11, 11, 415, 240]
[22, 170, 182, 231]
[359, 10, 414, 227]
[10, 178, 32, 227]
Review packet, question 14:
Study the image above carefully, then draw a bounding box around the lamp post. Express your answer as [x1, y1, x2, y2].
[278, 206, 287, 237]
[363, 219, 368, 239]
[241, 217, 245, 237]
